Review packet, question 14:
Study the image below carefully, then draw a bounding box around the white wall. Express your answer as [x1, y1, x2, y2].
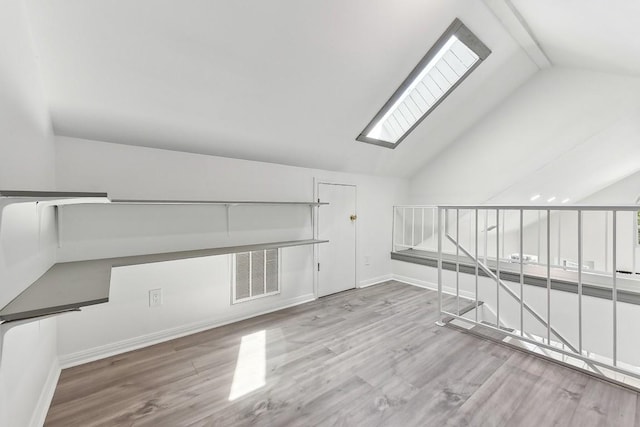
[0, 1, 55, 189]
[404, 67, 640, 284]
[54, 136, 408, 362]
[488, 170, 640, 276]
[0, 1, 59, 426]
[58, 247, 314, 365]
[409, 68, 640, 205]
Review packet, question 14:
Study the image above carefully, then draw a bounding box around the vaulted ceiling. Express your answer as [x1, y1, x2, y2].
[21, 0, 640, 203]
[409, 0, 640, 204]
[24, 0, 538, 177]
[512, 0, 640, 75]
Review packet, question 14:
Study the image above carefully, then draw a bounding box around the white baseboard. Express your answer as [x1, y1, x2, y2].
[30, 358, 60, 427]
[392, 274, 438, 291]
[59, 293, 316, 369]
[392, 274, 475, 300]
[358, 274, 393, 288]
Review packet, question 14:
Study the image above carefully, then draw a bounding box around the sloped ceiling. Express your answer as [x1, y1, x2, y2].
[409, 68, 640, 204]
[24, 0, 537, 177]
[409, 0, 640, 205]
[511, 0, 640, 76]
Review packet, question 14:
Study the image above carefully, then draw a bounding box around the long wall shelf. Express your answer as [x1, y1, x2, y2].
[0, 239, 328, 322]
[0, 190, 109, 206]
[0, 190, 108, 199]
[1, 191, 327, 206]
[110, 199, 328, 206]
[1, 190, 329, 322]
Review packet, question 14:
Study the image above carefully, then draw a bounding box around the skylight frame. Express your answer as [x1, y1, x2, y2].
[357, 18, 491, 149]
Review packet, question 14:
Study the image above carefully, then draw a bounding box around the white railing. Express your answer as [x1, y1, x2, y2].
[392, 205, 438, 252]
[393, 205, 639, 276]
[393, 204, 640, 384]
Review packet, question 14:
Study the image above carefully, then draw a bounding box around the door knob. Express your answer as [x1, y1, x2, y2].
[350, 214, 357, 221]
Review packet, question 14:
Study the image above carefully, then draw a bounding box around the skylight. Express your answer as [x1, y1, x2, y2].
[357, 19, 491, 148]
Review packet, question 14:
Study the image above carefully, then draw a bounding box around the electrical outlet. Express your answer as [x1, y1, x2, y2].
[149, 289, 162, 307]
[364, 256, 371, 266]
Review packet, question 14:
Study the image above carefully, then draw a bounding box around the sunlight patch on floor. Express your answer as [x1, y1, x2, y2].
[229, 330, 266, 401]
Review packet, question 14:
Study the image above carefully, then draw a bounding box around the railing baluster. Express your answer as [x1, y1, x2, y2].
[613, 210, 617, 367]
[632, 212, 637, 276]
[423, 203, 640, 381]
[437, 207, 443, 318]
[392, 206, 396, 252]
[484, 210, 489, 265]
[402, 207, 406, 247]
[496, 209, 500, 328]
[501, 210, 506, 259]
[605, 211, 609, 272]
[411, 208, 415, 247]
[432, 210, 436, 251]
[578, 210, 583, 354]
[547, 209, 551, 345]
[421, 208, 425, 247]
[446, 232, 598, 369]
[558, 212, 562, 269]
[475, 209, 479, 323]
[537, 211, 541, 264]
[520, 209, 524, 337]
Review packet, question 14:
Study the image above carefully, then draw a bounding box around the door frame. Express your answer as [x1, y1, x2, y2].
[313, 178, 358, 298]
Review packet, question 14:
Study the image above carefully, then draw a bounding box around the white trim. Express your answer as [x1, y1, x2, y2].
[635, 210, 640, 247]
[59, 293, 315, 369]
[392, 274, 476, 299]
[392, 274, 439, 291]
[482, 0, 551, 69]
[359, 274, 393, 288]
[314, 180, 358, 298]
[29, 357, 60, 427]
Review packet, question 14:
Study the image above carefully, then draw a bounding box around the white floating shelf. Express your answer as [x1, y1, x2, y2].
[110, 199, 328, 206]
[0, 239, 328, 322]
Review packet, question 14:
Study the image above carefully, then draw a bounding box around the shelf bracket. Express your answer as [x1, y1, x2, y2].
[56, 205, 63, 248]
[0, 310, 78, 376]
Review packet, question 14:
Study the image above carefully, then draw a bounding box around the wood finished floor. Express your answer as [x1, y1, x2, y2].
[45, 281, 640, 426]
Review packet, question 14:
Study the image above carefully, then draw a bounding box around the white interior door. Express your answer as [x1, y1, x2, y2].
[317, 183, 356, 297]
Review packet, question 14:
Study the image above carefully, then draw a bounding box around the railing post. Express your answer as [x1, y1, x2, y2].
[456, 208, 460, 315]
[613, 209, 617, 366]
[496, 209, 500, 328]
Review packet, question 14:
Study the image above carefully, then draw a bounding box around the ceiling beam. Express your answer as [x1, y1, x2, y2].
[483, 0, 552, 69]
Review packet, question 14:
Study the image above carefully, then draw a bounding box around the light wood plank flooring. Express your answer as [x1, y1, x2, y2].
[45, 281, 640, 426]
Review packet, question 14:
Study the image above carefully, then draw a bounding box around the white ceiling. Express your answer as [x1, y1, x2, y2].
[25, 0, 537, 177]
[511, 0, 640, 75]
